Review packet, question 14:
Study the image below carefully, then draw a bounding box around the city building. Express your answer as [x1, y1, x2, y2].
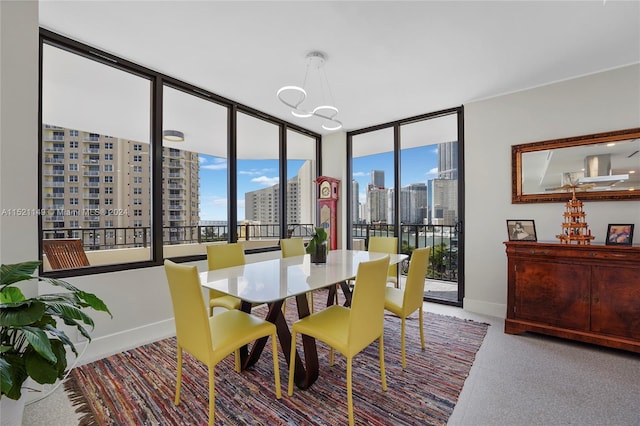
[41, 125, 200, 250]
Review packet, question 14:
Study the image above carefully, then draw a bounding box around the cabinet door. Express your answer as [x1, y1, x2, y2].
[591, 266, 640, 339]
[514, 260, 590, 331]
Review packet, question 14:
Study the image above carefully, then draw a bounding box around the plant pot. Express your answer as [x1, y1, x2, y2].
[0, 394, 27, 425]
[310, 241, 327, 264]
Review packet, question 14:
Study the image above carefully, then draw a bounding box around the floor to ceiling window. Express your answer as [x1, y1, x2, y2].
[286, 129, 318, 239]
[162, 85, 229, 257]
[348, 107, 464, 307]
[39, 29, 320, 276]
[236, 112, 281, 249]
[41, 41, 152, 271]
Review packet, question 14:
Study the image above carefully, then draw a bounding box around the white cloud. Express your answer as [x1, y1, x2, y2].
[239, 168, 276, 176]
[237, 199, 245, 208]
[201, 162, 227, 171]
[353, 171, 367, 177]
[426, 167, 438, 176]
[251, 176, 279, 187]
[200, 157, 227, 170]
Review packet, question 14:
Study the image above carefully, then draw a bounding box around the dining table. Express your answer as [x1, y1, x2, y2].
[199, 249, 407, 389]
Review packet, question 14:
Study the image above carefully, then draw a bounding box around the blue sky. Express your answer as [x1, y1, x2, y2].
[198, 145, 439, 221]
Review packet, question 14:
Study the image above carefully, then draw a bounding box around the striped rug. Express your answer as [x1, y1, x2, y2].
[64, 290, 488, 425]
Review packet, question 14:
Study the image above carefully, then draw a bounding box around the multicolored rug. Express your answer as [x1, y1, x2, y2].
[64, 290, 488, 425]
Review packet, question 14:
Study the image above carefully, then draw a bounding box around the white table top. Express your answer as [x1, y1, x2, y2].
[199, 249, 407, 304]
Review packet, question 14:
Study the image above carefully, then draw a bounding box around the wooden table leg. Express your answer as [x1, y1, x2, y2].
[240, 297, 318, 389]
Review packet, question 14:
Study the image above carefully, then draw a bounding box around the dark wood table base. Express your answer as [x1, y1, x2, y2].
[240, 283, 353, 389]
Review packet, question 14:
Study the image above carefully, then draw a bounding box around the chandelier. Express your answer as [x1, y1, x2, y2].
[276, 51, 342, 131]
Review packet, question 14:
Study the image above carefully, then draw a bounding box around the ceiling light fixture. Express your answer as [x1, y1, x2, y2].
[277, 51, 342, 131]
[162, 129, 184, 142]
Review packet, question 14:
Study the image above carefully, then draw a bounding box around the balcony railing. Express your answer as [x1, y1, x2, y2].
[42, 223, 316, 251]
[352, 223, 458, 283]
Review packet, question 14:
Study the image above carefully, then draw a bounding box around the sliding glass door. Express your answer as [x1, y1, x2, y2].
[348, 107, 464, 307]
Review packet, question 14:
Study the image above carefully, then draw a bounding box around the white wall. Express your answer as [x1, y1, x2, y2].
[0, 0, 39, 268]
[320, 130, 347, 248]
[464, 64, 640, 318]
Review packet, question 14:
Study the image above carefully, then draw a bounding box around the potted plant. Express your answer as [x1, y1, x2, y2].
[306, 226, 328, 264]
[0, 260, 111, 419]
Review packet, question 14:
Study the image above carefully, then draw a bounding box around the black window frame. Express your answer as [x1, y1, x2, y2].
[39, 28, 321, 278]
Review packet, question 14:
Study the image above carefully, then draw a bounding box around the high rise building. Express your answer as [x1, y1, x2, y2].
[41, 125, 200, 249]
[351, 179, 360, 224]
[399, 183, 428, 224]
[244, 160, 314, 226]
[438, 141, 458, 179]
[366, 185, 387, 223]
[371, 169, 385, 188]
[430, 178, 457, 226]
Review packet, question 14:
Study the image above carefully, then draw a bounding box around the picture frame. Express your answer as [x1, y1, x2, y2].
[506, 220, 537, 241]
[605, 224, 634, 246]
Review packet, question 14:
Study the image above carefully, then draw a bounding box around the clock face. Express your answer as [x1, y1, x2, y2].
[321, 186, 331, 198]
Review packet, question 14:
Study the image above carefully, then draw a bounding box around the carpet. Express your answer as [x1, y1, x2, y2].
[64, 290, 488, 425]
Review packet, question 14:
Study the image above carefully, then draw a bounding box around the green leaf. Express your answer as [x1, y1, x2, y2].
[0, 354, 27, 399]
[0, 358, 13, 394]
[25, 349, 60, 384]
[0, 300, 46, 327]
[20, 326, 56, 363]
[0, 261, 40, 286]
[0, 287, 26, 303]
[44, 324, 78, 356]
[77, 291, 112, 317]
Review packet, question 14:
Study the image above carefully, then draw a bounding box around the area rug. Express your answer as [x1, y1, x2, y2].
[64, 290, 488, 425]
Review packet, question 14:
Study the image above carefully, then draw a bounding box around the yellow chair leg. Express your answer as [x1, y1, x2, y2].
[400, 317, 407, 370]
[208, 366, 215, 426]
[287, 331, 297, 396]
[271, 332, 282, 399]
[234, 349, 241, 373]
[346, 358, 354, 426]
[329, 347, 334, 366]
[379, 334, 387, 391]
[419, 307, 425, 350]
[174, 347, 182, 405]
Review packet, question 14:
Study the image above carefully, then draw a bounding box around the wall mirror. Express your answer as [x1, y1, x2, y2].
[512, 128, 640, 203]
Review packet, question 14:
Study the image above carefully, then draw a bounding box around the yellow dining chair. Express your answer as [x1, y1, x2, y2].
[164, 260, 281, 426]
[368, 236, 399, 288]
[287, 256, 390, 426]
[206, 243, 244, 314]
[384, 246, 431, 369]
[280, 238, 315, 313]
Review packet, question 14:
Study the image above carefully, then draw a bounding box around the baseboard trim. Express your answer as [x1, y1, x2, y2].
[463, 297, 506, 319]
[76, 319, 176, 366]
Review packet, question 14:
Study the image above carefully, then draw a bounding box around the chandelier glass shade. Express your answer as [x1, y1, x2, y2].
[277, 51, 342, 131]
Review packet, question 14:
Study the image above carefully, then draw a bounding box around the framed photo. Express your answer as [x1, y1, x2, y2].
[507, 219, 538, 241]
[605, 224, 634, 246]
[506, 220, 537, 241]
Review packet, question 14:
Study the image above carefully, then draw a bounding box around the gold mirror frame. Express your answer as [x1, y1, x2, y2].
[512, 128, 640, 203]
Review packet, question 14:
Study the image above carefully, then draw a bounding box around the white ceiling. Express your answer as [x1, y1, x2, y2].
[39, 1, 640, 137]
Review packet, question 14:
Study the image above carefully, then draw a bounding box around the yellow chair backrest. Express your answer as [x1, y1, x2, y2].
[368, 236, 398, 279]
[348, 255, 390, 352]
[207, 243, 246, 270]
[403, 247, 430, 313]
[164, 260, 212, 364]
[281, 238, 305, 258]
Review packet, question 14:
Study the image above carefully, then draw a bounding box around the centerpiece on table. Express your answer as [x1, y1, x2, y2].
[306, 227, 328, 264]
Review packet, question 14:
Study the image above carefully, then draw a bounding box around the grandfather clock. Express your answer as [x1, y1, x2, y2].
[316, 176, 340, 250]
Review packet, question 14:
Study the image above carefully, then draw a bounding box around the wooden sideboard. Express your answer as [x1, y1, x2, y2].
[504, 241, 640, 353]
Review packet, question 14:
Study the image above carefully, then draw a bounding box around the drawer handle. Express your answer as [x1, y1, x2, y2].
[529, 250, 549, 255]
